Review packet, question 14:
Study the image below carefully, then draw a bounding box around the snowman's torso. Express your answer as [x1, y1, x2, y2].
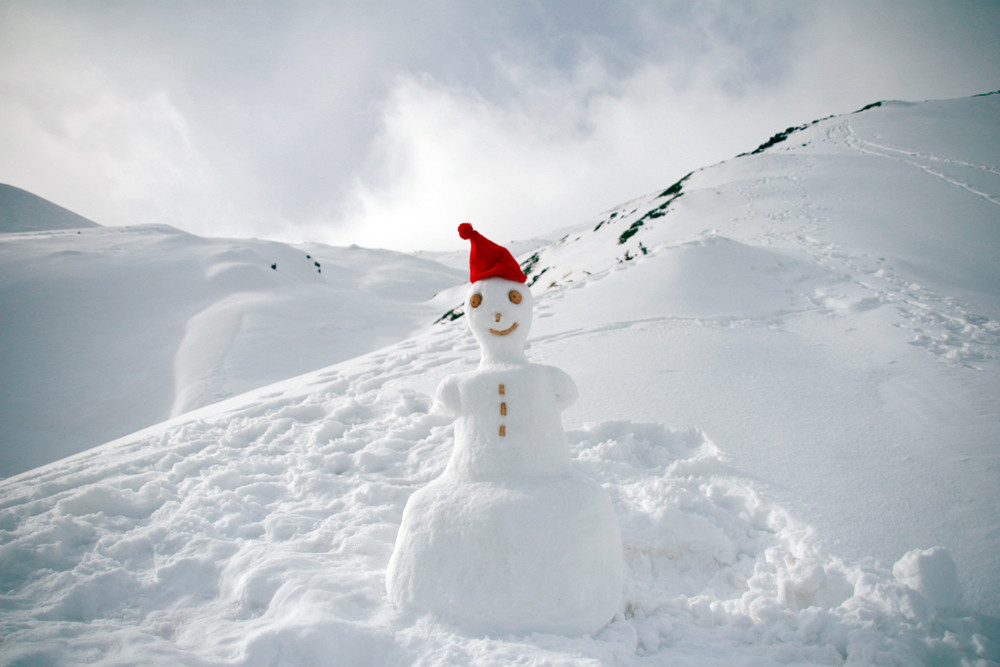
[437, 363, 576, 480]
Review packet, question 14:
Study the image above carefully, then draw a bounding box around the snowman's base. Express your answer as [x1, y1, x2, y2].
[386, 470, 623, 636]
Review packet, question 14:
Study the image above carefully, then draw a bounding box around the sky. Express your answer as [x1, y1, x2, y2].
[1, 1, 998, 252]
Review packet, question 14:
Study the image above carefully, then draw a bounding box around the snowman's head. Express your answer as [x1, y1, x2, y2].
[466, 277, 533, 363]
[455, 223, 532, 364]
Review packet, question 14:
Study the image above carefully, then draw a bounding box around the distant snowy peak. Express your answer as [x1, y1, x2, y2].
[738, 90, 997, 159]
[0, 184, 101, 233]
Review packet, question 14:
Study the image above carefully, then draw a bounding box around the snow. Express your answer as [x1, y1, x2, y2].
[0, 184, 101, 233]
[1, 92, 999, 664]
[0, 222, 463, 476]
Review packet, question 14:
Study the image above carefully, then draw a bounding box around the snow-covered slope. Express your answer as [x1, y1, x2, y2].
[503, 92, 1000, 623]
[1, 93, 998, 665]
[0, 222, 463, 476]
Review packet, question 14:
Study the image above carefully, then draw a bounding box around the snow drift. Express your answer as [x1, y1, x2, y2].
[0, 216, 463, 476]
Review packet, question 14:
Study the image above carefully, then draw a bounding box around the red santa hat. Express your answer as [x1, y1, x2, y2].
[458, 223, 527, 284]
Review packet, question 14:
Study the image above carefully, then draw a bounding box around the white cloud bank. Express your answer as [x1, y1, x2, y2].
[0, 6, 220, 229]
[1, 0, 998, 251]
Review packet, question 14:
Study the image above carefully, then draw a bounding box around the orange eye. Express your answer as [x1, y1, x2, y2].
[508, 290, 522, 304]
[470, 294, 483, 308]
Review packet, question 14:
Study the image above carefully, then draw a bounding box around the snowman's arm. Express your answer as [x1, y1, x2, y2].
[549, 366, 579, 411]
[435, 375, 461, 415]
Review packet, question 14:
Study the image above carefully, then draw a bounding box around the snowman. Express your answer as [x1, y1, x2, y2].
[386, 223, 623, 636]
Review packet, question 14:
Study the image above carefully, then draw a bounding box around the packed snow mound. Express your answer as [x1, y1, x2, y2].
[893, 547, 964, 613]
[387, 470, 623, 635]
[0, 183, 101, 232]
[0, 330, 994, 665]
[0, 224, 463, 476]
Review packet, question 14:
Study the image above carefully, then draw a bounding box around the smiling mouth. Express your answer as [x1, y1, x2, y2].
[489, 322, 519, 336]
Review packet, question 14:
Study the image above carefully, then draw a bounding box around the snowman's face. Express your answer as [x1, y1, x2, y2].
[466, 277, 533, 359]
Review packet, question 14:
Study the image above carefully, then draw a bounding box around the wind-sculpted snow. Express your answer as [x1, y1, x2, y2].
[0, 326, 993, 665]
[0, 225, 463, 476]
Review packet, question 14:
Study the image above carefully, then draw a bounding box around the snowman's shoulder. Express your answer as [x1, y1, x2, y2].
[531, 363, 578, 407]
[531, 363, 574, 383]
[435, 373, 468, 414]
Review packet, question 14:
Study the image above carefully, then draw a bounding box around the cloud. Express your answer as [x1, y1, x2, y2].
[1, 1, 997, 250]
[0, 3, 222, 229]
[789, 1, 1000, 108]
[335, 2, 814, 250]
[1, 0, 815, 247]
[335, 0, 1000, 252]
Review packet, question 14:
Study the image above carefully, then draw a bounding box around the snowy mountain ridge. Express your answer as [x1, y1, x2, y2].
[429, 95, 1000, 344]
[0, 183, 102, 233]
[494, 93, 1000, 369]
[1, 93, 999, 665]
